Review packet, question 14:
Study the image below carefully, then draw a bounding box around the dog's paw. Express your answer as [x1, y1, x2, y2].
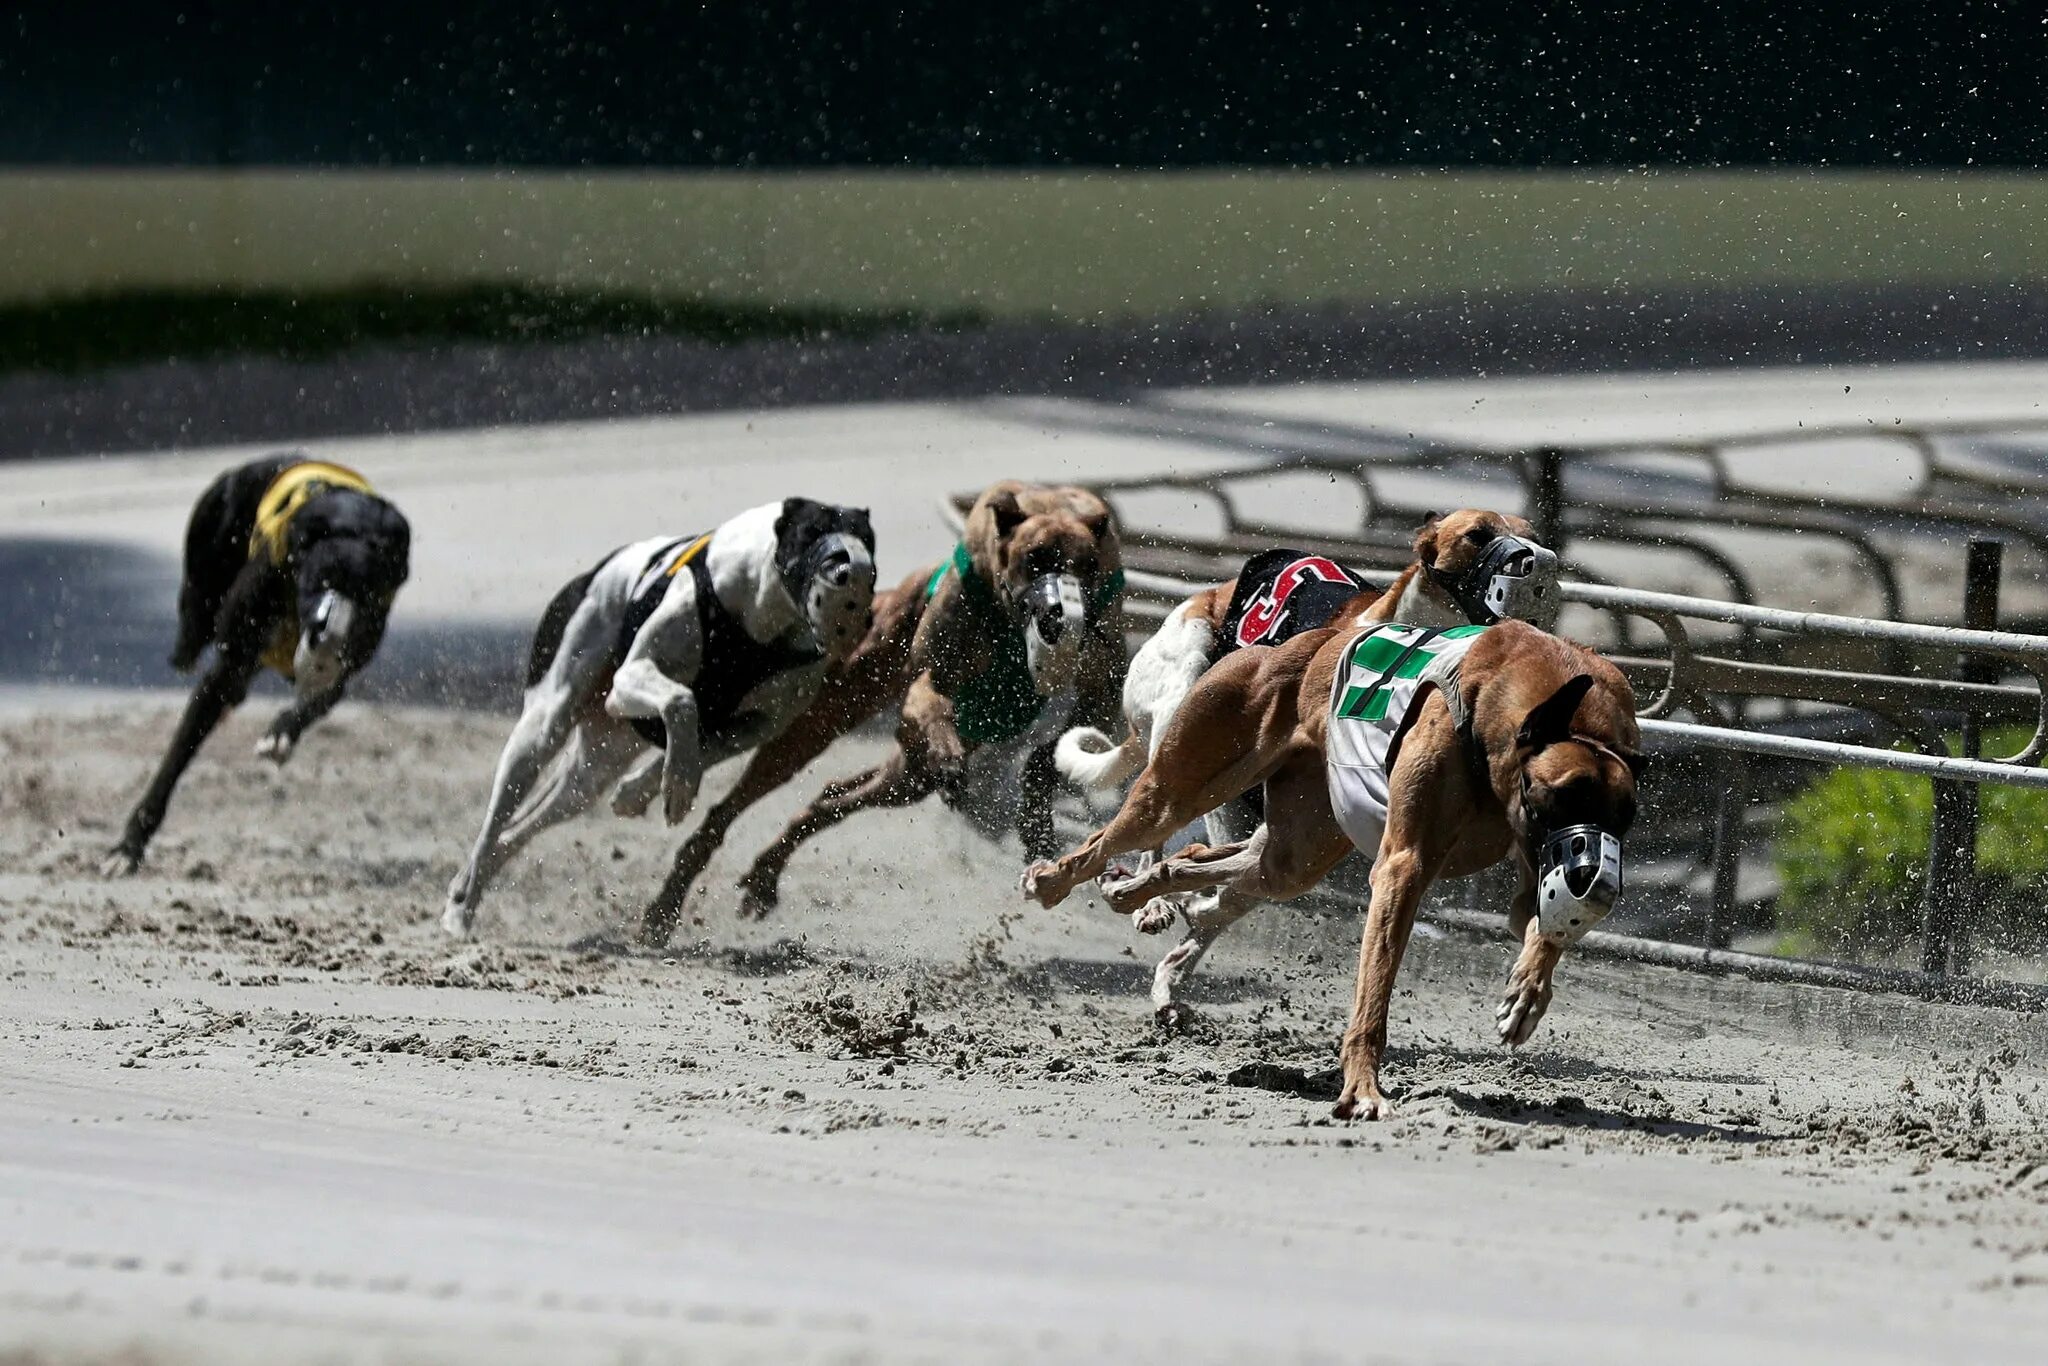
[1017, 861, 1067, 908]
[1101, 867, 1172, 927]
[254, 730, 296, 766]
[1496, 966, 1555, 1048]
[440, 874, 478, 938]
[99, 847, 142, 879]
[1133, 898, 1178, 934]
[639, 904, 679, 949]
[610, 765, 659, 818]
[1096, 870, 1159, 917]
[924, 729, 969, 775]
[734, 868, 781, 921]
[1333, 1088, 1393, 1122]
[439, 898, 475, 939]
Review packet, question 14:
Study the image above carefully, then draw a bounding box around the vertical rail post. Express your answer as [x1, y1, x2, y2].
[1705, 749, 1749, 950]
[1921, 538, 2002, 978]
[1530, 447, 1567, 555]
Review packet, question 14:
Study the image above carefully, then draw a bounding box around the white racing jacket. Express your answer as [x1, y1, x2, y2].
[1325, 622, 1491, 859]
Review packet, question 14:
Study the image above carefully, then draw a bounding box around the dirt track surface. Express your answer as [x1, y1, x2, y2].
[7, 700, 2048, 1364]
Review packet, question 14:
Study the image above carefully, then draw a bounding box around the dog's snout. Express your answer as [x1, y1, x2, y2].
[1037, 611, 1066, 646]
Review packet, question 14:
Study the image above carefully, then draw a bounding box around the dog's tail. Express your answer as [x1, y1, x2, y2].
[1055, 723, 1145, 790]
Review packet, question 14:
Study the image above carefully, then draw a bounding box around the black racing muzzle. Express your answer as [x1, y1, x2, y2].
[1435, 534, 1558, 625]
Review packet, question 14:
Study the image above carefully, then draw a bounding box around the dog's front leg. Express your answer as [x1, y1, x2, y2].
[105, 652, 257, 875]
[1497, 877, 1564, 1047]
[1334, 845, 1434, 1121]
[900, 672, 967, 775]
[606, 659, 703, 825]
[255, 681, 346, 765]
[1015, 740, 1063, 861]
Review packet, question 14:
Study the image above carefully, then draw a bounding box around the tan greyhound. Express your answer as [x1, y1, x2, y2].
[1020, 616, 1644, 1121]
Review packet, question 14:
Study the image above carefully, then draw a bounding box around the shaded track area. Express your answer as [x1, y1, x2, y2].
[13, 283, 2048, 460]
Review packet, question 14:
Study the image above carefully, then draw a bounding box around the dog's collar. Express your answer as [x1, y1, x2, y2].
[926, 541, 1123, 618]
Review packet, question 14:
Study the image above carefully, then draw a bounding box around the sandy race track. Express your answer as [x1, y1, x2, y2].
[10, 369, 2048, 1362]
[5, 700, 2048, 1365]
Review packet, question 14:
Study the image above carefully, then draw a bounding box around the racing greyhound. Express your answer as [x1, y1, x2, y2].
[1055, 510, 1559, 1019]
[1021, 616, 1644, 1120]
[442, 497, 877, 936]
[105, 454, 410, 875]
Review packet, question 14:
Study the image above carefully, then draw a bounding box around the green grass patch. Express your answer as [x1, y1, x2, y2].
[1773, 726, 2048, 958]
[0, 286, 985, 375]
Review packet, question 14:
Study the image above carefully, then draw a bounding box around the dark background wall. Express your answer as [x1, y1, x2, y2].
[4, 1, 2042, 169]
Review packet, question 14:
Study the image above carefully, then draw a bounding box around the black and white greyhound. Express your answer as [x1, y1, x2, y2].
[105, 454, 411, 875]
[442, 497, 877, 936]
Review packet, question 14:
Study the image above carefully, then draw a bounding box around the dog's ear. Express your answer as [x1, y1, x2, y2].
[1412, 512, 1443, 566]
[986, 486, 1029, 540]
[841, 506, 877, 553]
[1624, 749, 1652, 784]
[1516, 673, 1595, 751]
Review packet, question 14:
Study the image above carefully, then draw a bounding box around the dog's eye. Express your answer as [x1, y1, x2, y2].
[1464, 526, 1495, 546]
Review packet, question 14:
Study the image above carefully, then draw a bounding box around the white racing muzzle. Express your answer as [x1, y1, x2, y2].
[1535, 823, 1624, 944]
[1021, 572, 1087, 695]
[799, 532, 877, 665]
[292, 590, 355, 699]
[1455, 535, 1562, 629]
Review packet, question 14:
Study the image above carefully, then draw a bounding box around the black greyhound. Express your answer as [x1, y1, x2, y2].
[104, 454, 411, 874]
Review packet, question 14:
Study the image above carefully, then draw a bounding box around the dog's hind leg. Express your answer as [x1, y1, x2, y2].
[494, 721, 644, 865]
[1151, 888, 1259, 1023]
[444, 685, 585, 935]
[1019, 729, 1292, 911]
[1020, 642, 1304, 910]
[732, 751, 937, 919]
[169, 472, 248, 673]
[446, 606, 614, 935]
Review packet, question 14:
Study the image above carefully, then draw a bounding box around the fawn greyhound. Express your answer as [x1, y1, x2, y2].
[1022, 615, 1643, 1120]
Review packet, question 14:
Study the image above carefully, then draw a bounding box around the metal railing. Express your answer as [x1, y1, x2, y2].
[995, 404, 2048, 626]
[946, 443, 2048, 1007]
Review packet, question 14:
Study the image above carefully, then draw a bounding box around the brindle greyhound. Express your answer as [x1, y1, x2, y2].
[1020, 617, 1643, 1121]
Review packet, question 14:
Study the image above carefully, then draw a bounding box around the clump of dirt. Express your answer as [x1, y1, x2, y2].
[378, 946, 609, 998]
[264, 1013, 499, 1062]
[776, 967, 928, 1059]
